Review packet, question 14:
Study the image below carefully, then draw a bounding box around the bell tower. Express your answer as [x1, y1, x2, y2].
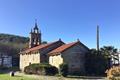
[29, 20, 41, 48]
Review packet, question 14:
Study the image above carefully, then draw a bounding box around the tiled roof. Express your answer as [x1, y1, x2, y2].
[20, 40, 63, 54]
[49, 40, 90, 56]
[48, 41, 79, 56]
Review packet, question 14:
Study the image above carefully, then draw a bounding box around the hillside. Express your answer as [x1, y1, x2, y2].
[0, 33, 29, 56]
[0, 33, 29, 43]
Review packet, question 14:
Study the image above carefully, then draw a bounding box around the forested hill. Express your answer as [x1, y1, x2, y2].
[0, 33, 29, 56]
[0, 33, 29, 43]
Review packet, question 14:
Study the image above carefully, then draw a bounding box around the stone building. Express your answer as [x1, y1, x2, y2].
[48, 40, 89, 74]
[20, 22, 90, 74]
[29, 22, 41, 48]
[19, 22, 64, 70]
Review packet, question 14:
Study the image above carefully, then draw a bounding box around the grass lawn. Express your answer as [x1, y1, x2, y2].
[0, 73, 71, 80]
[0, 74, 34, 80]
[0, 73, 106, 80]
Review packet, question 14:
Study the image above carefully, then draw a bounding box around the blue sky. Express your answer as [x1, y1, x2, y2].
[0, 0, 120, 49]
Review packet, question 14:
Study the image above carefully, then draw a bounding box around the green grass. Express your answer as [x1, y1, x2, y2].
[0, 74, 34, 80]
[0, 73, 106, 80]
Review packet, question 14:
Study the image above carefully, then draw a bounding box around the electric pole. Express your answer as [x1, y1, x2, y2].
[97, 25, 100, 54]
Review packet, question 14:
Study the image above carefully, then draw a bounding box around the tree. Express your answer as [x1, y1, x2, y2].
[85, 49, 108, 76]
[85, 46, 118, 76]
[100, 46, 118, 68]
[100, 46, 117, 58]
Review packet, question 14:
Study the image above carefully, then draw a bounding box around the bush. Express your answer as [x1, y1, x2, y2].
[106, 66, 120, 80]
[85, 50, 108, 76]
[24, 63, 58, 75]
[59, 63, 68, 77]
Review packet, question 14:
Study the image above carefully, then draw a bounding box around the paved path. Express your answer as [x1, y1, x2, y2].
[15, 72, 106, 80]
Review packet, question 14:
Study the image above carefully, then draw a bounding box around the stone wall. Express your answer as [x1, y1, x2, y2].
[40, 41, 64, 63]
[49, 54, 63, 68]
[20, 51, 40, 71]
[20, 40, 64, 71]
[49, 43, 89, 74]
[62, 43, 89, 74]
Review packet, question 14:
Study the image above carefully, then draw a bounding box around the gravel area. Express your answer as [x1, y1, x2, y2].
[15, 72, 106, 80]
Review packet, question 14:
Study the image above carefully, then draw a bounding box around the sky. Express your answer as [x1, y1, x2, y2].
[0, 0, 120, 49]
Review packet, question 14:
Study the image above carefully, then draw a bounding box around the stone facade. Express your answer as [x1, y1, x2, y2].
[49, 41, 89, 74]
[20, 40, 64, 71]
[19, 22, 90, 74]
[40, 40, 64, 63]
[49, 54, 63, 68]
[63, 43, 88, 74]
[29, 22, 41, 48]
[20, 51, 40, 71]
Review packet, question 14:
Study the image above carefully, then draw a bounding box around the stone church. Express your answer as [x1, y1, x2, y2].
[20, 22, 90, 74]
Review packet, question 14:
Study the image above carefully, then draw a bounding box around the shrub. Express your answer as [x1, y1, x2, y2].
[85, 50, 108, 76]
[59, 63, 68, 77]
[24, 63, 58, 75]
[106, 66, 120, 80]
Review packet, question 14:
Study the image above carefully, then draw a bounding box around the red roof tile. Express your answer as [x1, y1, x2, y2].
[21, 40, 63, 54]
[48, 41, 78, 56]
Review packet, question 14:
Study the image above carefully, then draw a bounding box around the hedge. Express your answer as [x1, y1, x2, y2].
[59, 63, 68, 77]
[24, 63, 58, 75]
